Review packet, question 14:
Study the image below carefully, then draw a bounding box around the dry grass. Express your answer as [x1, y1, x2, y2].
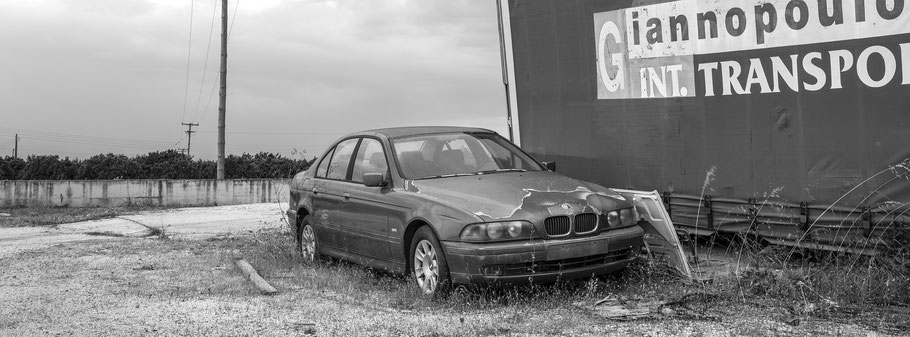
[686, 234, 910, 334]
[0, 227, 887, 336]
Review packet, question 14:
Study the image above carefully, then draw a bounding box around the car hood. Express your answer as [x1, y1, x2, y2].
[406, 171, 629, 222]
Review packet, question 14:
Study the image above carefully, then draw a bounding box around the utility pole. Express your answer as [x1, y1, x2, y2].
[13, 134, 19, 158]
[181, 122, 199, 157]
[216, 0, 228, 179]
[496, 0, 514, 142]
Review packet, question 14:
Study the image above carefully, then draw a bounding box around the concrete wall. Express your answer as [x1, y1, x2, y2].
[0, 179, 289, 208]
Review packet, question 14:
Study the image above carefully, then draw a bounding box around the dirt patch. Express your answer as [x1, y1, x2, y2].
[0, 206, 160, 228]
[0, 203, 286, 258]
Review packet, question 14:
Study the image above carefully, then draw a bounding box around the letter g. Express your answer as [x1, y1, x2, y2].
[598, 21, 625, 92]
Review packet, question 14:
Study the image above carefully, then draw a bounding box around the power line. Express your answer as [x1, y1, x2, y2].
[0, 128, 325, 158]
[196, 130, 343, 136]
[0, 131, 174, 147]
[181, 0, 195, 123]
[20, 138, 175, 150]
[0, 127, 331, 151]
[197, 72, 219, 124]
[190, 0, 220, 124]
[229, 0, 240, 38]
[195, 0, 238, 125]
[0, 127, 177, 148]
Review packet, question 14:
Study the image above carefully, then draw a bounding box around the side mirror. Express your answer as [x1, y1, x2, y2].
[543, 161, 556, 172]
[363, 172, 388, 187]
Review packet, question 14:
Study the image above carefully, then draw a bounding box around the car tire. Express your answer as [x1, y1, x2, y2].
[410, 226, 451, 296]
[298, 215, 320, 263]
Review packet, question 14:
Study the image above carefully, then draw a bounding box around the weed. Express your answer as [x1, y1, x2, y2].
[146, 226, 165, 238]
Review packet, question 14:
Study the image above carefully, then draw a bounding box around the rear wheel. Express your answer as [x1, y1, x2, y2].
[297, 215, 320, 263]
[410, 226, 451, 296]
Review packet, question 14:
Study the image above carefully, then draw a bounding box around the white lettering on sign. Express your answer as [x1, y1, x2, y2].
[594, 0, 910, 99]
[695, 44, 909, 96]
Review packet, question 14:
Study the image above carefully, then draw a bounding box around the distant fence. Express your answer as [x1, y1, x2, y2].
[0, 179, 289, 208]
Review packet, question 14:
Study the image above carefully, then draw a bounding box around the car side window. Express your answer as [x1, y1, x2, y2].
[326, 138, 359, 180]
[351, 138, 388, 183]
[315, 148, 334, 178]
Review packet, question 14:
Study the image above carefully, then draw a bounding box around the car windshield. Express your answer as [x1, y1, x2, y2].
[391, 132, 544, 179]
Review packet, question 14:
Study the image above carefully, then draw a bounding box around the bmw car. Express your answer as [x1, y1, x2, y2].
[286, 126, 645, 295]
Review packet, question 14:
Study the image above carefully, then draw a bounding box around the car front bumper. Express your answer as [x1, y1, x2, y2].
[442, 225, 644, 285]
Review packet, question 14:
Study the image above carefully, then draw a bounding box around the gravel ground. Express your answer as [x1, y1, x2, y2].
[0, 204, 893, 336]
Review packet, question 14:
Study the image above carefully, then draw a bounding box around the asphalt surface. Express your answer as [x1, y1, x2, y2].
[0, 203, 288, 259]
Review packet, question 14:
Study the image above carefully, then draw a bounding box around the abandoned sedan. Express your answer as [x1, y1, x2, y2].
[287, 127, 644, 295]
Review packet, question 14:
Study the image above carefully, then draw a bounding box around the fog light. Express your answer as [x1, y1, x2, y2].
[483, 266, 502, 276]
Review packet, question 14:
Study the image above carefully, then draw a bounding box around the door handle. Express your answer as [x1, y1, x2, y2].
[342, 192, 351, 200]
[312, 188, 319, 195]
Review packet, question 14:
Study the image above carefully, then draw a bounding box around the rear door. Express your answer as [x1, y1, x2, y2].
[312, 138, 360, 254]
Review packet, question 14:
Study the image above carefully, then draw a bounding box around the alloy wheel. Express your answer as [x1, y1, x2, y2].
[413, 239, 439, 294]
[300, 225, 316, 262]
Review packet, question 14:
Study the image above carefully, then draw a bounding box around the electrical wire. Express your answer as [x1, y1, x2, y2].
[189, 0, 220, 124]
[195, 0, 239, 124]
[196, 131, 344, 136]
[0, 128, 177, 148]
[181, 0, 195, 123]
[197, 72, 219, 124]
[0, 128, 326, 157]
[229, 0, 241, 38]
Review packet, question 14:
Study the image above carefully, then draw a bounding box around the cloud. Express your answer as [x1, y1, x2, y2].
[0, 0, 509, 160]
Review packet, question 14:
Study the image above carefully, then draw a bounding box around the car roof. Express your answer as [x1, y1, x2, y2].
[353, 126, 496, 139]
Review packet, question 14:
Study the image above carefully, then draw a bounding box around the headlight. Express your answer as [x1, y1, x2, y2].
[487, 222, 505, 239]
[460, 221, 536, 242]
[604, 207, 637, 228]
[620, 208, 638, 226]
[606, 211, 620, 227]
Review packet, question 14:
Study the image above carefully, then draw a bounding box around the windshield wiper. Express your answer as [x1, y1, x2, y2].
[477, 168, 527, 175]
[417, 173, 477, 179]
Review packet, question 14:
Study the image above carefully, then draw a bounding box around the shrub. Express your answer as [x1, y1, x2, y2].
[0, 151, 314, 180]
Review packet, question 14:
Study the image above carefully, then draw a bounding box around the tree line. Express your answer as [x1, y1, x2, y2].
[0, 150, 314, 180]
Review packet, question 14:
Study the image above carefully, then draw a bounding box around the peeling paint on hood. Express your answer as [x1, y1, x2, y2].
[408, 171, 629, 222]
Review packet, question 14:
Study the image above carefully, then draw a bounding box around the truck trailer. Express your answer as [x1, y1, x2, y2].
[497, 0, 910, 254]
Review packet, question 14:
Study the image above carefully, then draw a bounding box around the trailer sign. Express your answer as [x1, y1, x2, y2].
[594, 0, 910, 99]
[509, 0, 910, 253]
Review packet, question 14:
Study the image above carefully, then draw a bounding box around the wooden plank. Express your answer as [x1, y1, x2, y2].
[234, 259, 278, 295]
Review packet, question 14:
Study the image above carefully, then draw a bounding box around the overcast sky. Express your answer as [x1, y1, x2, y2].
[0, 0, 509, 161]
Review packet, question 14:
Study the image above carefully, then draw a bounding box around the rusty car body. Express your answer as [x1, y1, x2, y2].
[287, 126, 649, 295]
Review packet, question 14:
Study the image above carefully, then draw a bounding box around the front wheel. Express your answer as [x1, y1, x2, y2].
[410, 226, 451, 296]
[297, 215, 320, 263]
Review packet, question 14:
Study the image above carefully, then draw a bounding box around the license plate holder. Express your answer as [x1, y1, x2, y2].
[545, 238, 608, 260]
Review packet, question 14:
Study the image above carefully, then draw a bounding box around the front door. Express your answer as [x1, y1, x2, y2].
[342, 137, 393, 261]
